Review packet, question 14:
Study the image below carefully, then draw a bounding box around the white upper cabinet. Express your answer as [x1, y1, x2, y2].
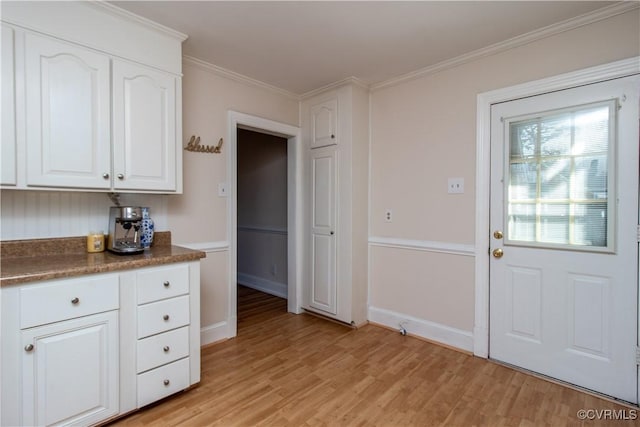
[25, 33, 111, 189]
[310, 98, 338, 149]
[1, 2, 186, 193]
[1, 24, 17, 186]
[112, 60, 177, 191]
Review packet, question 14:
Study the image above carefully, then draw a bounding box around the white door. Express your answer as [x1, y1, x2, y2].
[21, 311, 119, 426]
[112, 60, 177, 191]
[25, 33, 111, 189]
[309, 146, 337, 314]
[490, 75, 639, 403]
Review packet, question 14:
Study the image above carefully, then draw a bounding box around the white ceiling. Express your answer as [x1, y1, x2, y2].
[111, 1, 617, 95]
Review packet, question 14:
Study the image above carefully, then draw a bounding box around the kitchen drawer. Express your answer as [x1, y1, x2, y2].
[20, 274, 119, 329]
[137, 264, 189, 305]
[137, 357, 190, 408]
[137, 326, 189, 373]
[137, 295, 189, 339]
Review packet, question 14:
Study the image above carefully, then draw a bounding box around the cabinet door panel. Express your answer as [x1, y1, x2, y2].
[25, 33, 111, 189]
[113, 60, 176, 191]
[310, 98, 338, 149]
[21, 311, 119, 426]
[2, 25, 16, 185]
[309, 148, 337, 314]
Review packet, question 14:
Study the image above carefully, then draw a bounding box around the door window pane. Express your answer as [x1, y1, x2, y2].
[506, 101, 615, 251]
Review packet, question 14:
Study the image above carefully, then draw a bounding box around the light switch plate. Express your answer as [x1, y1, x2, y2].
[448, 178, 464, 194]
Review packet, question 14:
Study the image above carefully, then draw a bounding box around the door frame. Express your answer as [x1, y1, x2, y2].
[228, 111, 303, 337]
[474, 57, 640, 360]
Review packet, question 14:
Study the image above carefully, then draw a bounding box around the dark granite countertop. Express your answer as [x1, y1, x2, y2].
[0, 232, 206, 286]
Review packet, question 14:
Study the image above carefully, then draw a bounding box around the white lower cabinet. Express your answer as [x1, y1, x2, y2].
[1, 274, 120, 427]
[21, 311, 119, 427]
[134, 264, 199, 409]
[137, 358, 190, 408]
[1, 261, 201, 426]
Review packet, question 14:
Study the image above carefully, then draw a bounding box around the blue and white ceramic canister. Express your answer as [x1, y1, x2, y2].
[140, 207, 155, 249]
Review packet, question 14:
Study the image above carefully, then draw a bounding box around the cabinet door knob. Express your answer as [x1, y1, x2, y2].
[163, 281, 170, 287]
[24, 344, 34, 352]
[163, 379, 170, 386]
[330, 231, 334, 235]
[71, 297, 80, 305]
[102, 173, 109, 180]
[117, 173, 124, 180]
[163, 346, 170, 352]
[163, 314, 170, 321]
[330, 134, 335, 139]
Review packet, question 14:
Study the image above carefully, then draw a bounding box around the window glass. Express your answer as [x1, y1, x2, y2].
[506, 101, 614, 251]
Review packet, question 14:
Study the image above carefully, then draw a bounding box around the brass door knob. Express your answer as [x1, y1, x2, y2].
[493, 230, 503, 239]
[492, 248, 504, 259]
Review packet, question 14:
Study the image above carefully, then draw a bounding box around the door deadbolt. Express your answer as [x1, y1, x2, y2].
[493, 230, 503, 239]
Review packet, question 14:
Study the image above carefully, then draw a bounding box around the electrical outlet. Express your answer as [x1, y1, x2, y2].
[218, 183, 227, 197]
[447, 178, 464, 194]
[385, 209, 393, 222]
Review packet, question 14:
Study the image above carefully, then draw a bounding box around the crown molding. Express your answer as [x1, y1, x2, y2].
[182, 55, 300, 101]
[371, 2, 639, 92]
[89, 1, 188, 41]
[301, 76, 370, 100]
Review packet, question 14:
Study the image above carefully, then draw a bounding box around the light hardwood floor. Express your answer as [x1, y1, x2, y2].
[110, 286, 635, 426]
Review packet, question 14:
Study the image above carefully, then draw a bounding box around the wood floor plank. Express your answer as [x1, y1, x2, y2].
[109, 286, 635, 426]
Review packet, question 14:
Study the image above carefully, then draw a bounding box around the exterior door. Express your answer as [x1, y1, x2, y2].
[309, 146, 337, 314]
[489, 75, 639, 403]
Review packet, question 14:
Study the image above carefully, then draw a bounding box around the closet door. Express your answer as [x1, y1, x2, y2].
[25, 33, 111, 189]
[310, 146, 337, 315]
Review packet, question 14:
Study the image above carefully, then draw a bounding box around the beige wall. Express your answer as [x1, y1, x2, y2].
[369, 10, 640, 332]
[168, 60, 298, 329]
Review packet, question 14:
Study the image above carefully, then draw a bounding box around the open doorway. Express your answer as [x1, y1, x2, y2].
[236, 129, 288, 330]
[227, 111, 302, 338]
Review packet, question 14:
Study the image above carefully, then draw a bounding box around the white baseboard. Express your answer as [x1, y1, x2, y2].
[200, 321, 229, 346]
[368, 306, 473, 352]
[237, 272, 287, 299]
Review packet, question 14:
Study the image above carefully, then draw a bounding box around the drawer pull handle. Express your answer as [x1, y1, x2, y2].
[163, 346, 170, 352]
[163, 314, 170, 321]
[25, 344, 34, 352]
[163, 281, 170, 287]
[71, 297, 80, 305]
[163, 379, 170, 386]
